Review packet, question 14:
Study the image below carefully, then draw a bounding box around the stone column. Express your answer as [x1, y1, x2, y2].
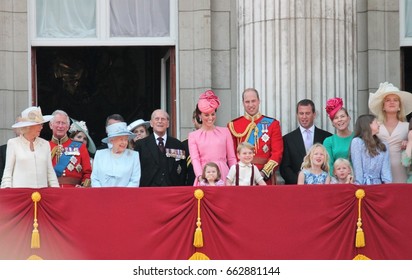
[238, 0, 357, 133]
[0, 0, 28, 143]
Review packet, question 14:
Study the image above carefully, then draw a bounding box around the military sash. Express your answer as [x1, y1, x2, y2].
[246, 116, 274, 146]
[54, 141, 82, 177]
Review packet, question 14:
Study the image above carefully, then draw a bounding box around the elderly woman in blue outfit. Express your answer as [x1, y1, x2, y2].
[91, 122, 141, 187]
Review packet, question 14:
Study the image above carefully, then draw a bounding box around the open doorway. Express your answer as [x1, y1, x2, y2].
[402, 47, 412, 121]
[34, 46, 174, 144]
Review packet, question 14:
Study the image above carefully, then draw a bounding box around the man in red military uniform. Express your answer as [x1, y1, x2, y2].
[228, 88, 283, 184]
[49, 110, 92, 188]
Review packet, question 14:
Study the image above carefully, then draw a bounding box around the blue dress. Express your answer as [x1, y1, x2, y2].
[91, 148, 141, 187]
[350, 137, 392, 185]
[302, 169, 329, 184]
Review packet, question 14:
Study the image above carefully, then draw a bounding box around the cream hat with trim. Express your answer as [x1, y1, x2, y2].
[368, 82, 412, 116]
[127, 119, 150, 132]
[12, 106, 53, 128]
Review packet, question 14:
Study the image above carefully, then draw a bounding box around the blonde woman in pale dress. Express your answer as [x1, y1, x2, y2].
[1, 107, 59, 188]
[369, 82, 412, 183]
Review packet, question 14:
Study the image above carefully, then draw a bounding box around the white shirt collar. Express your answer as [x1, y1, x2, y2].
[153, 132, 167, 143]
[238, 161, 252, 167]
[299, 125, 315, 134]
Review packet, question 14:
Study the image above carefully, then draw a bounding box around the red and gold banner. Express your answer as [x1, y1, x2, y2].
[0, 185, 411, 260]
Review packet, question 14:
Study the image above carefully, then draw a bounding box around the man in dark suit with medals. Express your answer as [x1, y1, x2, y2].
[135, 109, 187, 186]
[280, 99, 332, 184]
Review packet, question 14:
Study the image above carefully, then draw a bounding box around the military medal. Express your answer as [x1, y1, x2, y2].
[177, 164, 182, 174]
[70, 156, 77, 165]
[57, 145, 64, 157]
[262, 123, 268, 133]
[67, 163, 75, 171]
[262, 144, 269, 153]
[261, 133, 270, 143]
[166, 149, 186, 160]
[76, 164, 83, 173]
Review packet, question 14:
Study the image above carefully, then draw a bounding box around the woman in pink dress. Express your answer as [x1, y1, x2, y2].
[189, 90, 237, 186]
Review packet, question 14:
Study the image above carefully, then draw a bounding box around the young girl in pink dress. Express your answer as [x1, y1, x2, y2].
[199, 162, 225, 186]
[189, 90, 237, 186]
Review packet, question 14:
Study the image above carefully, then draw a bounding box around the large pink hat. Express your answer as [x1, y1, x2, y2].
[197, 90, 220, 114]
[325, 97, 344, 120]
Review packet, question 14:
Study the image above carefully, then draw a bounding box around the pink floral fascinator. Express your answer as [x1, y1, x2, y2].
[197, 90, 221, 114]
[325, 97, 344, 120]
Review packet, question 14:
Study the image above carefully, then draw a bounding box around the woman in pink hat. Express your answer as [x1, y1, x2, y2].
[323, 97, 354, 175]
[188, 90, 237, 186]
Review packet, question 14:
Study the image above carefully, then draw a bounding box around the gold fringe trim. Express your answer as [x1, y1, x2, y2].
[31, 192, 42, 249]
[82, 178, 91, 187]
[262, 160, 278, 177]
[193, 189, 204, 248]
[355, 189, 366, 248]
[353, 254, 371, 260]
[189, 252, 210, 260]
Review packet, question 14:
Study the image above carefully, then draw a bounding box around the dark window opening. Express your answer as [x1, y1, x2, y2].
[402, 47, 412, 122]
[35, 46, 170, 144]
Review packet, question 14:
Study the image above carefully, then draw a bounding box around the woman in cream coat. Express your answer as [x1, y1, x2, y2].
[1, 107, 59, 188]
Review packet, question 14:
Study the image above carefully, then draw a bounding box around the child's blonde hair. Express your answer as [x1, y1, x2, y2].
[300, 143, 330, 173]
[237, 142, 255, 154]
[333, 158, 353, 177]
[201, 162, 222, 182]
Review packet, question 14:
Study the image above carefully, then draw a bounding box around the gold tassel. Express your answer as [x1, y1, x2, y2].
[31, 192, 42, 249]
[189, 252, 210, 260]
[353, 254, 371, 260]
[27, 254, 43, 260]
[355, 189, 366, 248]
[193, 189, 204, 248]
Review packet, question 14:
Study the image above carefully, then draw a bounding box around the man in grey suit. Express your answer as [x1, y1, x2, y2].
[280, 99, 332, 184]
[134, 109, 187, 186]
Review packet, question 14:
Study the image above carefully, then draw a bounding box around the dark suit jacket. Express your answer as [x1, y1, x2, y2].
[135, 134, 187, 187]
[181, 138, 195, 186]
[0, 144, 7, 180]
[279, 127, 332, 184]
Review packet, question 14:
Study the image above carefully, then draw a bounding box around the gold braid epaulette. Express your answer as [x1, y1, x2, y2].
[186, 155, 192, 168]
[228, 121, 256, 144]
[50, 135, 69, 163]
[50, 146, 58, 160]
